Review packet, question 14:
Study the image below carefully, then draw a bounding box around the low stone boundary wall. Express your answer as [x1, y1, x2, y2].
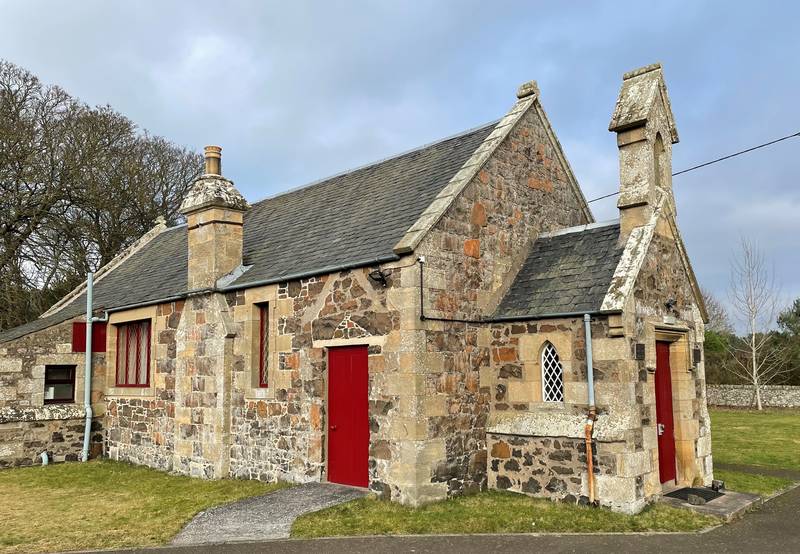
[707, 384, 800, 408]
[0, 405, 103, 468]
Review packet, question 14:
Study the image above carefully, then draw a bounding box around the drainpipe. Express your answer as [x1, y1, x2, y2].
[583, 313, 597, 505]
[81, 272, 94, 462]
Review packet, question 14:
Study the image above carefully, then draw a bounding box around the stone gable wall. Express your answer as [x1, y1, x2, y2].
[418, 104, 590, 321]
[0, 319, 105, 466]
[629, 223, 712, 500]
[408, 103, 593, 502]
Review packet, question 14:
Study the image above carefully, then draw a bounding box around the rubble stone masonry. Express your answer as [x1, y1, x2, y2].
[406, 99, 592, 503]
[0, 320, 104, 466]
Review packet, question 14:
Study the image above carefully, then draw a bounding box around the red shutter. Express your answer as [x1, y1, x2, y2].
[93, 323, 107, 352]
[71, 321, 107, 353]
[72, 322, 86, 352]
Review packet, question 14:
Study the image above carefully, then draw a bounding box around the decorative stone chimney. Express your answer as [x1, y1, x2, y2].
[609, 63, 679, 237]
[180, 146, 249, 289]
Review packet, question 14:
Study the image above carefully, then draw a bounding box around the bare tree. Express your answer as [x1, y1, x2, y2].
[0, 59, 202, 331]
[726, 238, 790, 409]
[701, 287, 734, 334]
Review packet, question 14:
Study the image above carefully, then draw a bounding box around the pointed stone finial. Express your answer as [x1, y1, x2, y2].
[516, 80, 539, 99]
[609, 62, 678, 144]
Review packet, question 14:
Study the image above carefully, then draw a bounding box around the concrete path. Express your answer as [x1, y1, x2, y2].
[101, 484, 800, 554]
[171, 482, 367, 545]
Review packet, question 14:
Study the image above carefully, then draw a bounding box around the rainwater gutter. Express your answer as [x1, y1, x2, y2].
[217, 254, 401, 293]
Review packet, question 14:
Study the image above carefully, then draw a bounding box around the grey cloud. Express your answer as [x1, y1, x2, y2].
[1, 0, 798, 312]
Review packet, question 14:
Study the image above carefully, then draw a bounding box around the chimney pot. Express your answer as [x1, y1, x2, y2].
[204, 145, 222, 175]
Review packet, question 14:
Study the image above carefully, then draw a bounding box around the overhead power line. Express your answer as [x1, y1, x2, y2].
[586, 130, 800, 204]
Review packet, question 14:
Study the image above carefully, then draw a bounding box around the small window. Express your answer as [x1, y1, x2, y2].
[115, 319, 151, 387]
[44, 365, 76, 404]
[541, 342, 564, 402]
[258, 303, 269, 388]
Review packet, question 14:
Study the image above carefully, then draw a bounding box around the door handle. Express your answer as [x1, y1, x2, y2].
[330, 425, 337, 431]
[657, 423, 665, 436]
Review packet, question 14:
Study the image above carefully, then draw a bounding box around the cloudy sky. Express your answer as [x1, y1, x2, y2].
[2, 1, 798, 324]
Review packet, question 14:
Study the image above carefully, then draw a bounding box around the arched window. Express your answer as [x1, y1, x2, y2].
[541, 342, 564, 402]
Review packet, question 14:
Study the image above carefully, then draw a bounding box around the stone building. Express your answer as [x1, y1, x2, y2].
[0, 63, 712, 513]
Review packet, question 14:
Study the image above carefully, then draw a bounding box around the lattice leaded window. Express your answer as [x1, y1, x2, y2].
[258, 303, 270, 388]
[541, 342, 564, 402]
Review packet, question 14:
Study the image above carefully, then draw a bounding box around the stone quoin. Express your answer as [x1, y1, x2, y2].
[0, 63, 711, 514]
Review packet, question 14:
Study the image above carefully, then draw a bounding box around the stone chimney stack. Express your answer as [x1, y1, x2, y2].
[180, 146, 249, 289]
[609, 63, 679, 237]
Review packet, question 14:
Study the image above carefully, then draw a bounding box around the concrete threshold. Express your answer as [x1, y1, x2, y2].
[659, 488, 762, 521]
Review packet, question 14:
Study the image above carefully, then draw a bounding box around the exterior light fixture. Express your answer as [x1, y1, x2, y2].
[368, 268, 389, 287]
[664, 298, 677, 311]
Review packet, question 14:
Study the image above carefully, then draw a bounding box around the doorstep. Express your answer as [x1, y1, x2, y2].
[659, 487, 761, 521]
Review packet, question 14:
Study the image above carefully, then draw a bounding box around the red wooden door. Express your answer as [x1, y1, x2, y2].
[327, 345, 369, 487]
[655, 341, 677, 484]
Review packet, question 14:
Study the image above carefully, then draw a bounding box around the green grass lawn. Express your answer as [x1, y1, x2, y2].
[713, 469, 793, 498]
[0, 460, 285, 554]
[292, 491, 717, 538]
[295, 408, 800, 538]
[709, 408, 800, 471]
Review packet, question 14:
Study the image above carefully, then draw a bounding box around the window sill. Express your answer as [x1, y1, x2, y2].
[244, 387, 273, 401]
[106, 386, 156, 399]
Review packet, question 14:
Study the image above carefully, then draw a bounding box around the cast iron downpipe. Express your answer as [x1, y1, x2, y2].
[81, 273, 108, 462]
[583, 313, 597, 505]
[81, 272, 94, 462]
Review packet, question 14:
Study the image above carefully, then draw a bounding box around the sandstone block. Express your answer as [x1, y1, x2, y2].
[596, 474, 637, 504]
[618, 450, 651, 477]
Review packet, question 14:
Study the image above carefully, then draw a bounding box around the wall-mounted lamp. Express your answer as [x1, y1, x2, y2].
[368, 268, 390, 287]
[664, 298, 677, 311]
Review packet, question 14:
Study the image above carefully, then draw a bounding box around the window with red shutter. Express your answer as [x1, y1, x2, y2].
[115, 320, 151, 387]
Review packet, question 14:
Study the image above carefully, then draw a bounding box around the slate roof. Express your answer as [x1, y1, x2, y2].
[493, 222, 624, 318]
[232, 121, 496, 288]
[0, 228, 189, 343]
[0, 122, 496, 343]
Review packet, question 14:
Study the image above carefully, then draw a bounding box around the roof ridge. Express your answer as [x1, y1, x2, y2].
[247, 119, 500, 208]
[538, 219, 620, 238]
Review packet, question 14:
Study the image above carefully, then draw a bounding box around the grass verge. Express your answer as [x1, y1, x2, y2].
[714, 469, 794, 498]
[709, 408, 800, 471]
[0, 460, 285, 554]
[291, 490, 718, 538]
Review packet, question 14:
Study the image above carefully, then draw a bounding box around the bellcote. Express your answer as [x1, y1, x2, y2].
[609, 63, 679, 237]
